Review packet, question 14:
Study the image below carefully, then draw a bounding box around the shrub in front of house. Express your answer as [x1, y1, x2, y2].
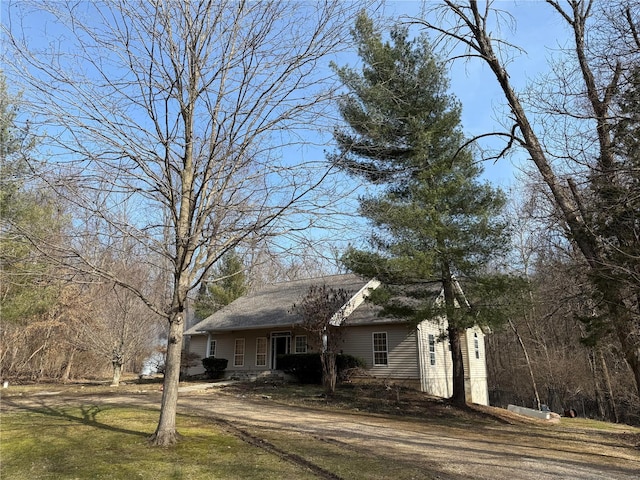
[278, 353, 366, 384]
[336, 354, 367, 381]
[336, 353, 366, 371]
[277, 353, 322, 384]
[202, 357, 228, 379]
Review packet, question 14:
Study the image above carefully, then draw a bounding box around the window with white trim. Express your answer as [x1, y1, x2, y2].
[206, 336, 216, 358]
[372, 332, 388, 366]
[474, 333, 480, 360]
[428, 334, 436, 366]
[234, 338, 245, 367]
[255, 337, 267, 367]
[294, 335, 307, 354]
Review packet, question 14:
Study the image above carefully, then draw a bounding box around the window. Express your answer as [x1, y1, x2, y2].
[428, 334, 436, 366]
[234, 338, 245, 367]
[474, 333, 480, 360]
[294, 335, 307, 354]
[255, 337, 267, 367]
[372, 332, 388, 366]
[206, 336, 216, 358]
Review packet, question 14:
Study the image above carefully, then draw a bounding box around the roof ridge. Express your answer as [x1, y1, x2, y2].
[253, 272, 361, 288]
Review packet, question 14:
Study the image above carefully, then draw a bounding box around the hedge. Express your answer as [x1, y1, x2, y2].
[278, 353, 365, 384]
[202, 357, 228, 379]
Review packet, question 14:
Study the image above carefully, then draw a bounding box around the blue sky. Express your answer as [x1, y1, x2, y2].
[286, 1, 573, 192]
[381, 1, 572, 188]
[2, 0, 571, 191]
[2, 1, 575, 267]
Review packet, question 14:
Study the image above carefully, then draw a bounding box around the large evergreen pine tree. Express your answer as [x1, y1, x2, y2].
[330, 14, 510, 405]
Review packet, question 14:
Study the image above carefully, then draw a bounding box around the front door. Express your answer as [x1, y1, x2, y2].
[270, 333, 291, 369]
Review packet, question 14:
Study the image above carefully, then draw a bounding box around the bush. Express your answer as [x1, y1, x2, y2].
[336, 353, 366, 370]
[278, 353, 322, 384]
[202, 357, 228, 379]
[278, 353, 366, 384]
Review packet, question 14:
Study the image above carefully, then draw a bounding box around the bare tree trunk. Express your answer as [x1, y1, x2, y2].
[149, 310, 184, 446]
[508, 319, 541, 410]
[321, 351, 337, 395]
[588, 349, 608, 420]
[111, 362, 123, 387]
[61, 348, 76, 383]
[448, 325, 466, 406]
[111, 352, 124, 387]
[598, 349, 619, 423]
[442, 264, 466, 406]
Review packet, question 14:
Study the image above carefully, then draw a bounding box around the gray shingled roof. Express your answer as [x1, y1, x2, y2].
[185, 273, 377, 334]
[345, 281, 443, 325]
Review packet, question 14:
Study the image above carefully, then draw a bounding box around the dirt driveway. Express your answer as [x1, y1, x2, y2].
[3, 385, 639, 480]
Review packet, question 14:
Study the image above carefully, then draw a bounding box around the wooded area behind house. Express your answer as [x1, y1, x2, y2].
[1, 0, 638, 440]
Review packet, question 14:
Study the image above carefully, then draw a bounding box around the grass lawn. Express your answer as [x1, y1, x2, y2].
[2, 381, 638, 479]
[0, 404, 317, 480]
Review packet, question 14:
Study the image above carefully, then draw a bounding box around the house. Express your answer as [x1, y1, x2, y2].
[184, 273, 489, 405]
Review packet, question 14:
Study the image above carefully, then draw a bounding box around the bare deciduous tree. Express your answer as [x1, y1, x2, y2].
[293, 285, 352, 395]
[413, 0, 640, 398]
[4, 0, 362, 445]
[79, 283, 163, 387]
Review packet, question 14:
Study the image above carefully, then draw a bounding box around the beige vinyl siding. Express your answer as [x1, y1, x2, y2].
[461, 326, 489, 405]
[214, 331, 271, 372]
[186, 334, 208, 375]
[460, 327, 488, 379]
[417, 320, 452, 398]
[341, 325, 419, 379]
[203, 327, 311, 374]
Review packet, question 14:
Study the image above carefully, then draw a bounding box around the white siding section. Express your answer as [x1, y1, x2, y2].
[417, 320, 452, 398]
[461, 326, 489, 405]
[341, 325, 419, 379]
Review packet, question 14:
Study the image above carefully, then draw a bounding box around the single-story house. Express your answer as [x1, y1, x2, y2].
[184, 273, 489, 405]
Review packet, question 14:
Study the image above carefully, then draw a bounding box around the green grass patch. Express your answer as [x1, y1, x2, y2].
[1, 405, 317, 479]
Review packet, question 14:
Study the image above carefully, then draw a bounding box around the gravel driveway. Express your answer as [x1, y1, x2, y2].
[177, 388, 639, 480]
[3, 385, 639, 480]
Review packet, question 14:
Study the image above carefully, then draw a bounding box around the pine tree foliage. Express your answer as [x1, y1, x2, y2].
[0, 75, 62, 323]
[329, 14, 513, 404]
[194, 251, 248, 321]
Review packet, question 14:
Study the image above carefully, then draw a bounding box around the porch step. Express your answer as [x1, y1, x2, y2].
[227, 370, 290, 382]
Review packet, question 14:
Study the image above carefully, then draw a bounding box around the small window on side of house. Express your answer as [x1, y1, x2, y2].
[256, 337, 267, 367]
[474, 332, 480, 360]
[295, 335, 307, 354]
[234, 338, 245, 367]
[207, 336, 217, 358]
[373, 332, 388, 366]
[428, 334, 436, 366]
